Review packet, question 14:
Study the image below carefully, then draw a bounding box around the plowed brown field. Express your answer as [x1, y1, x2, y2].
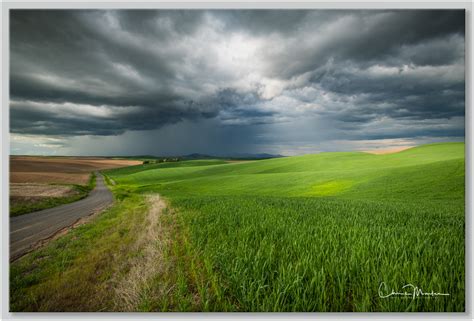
[10, 156, 142, 184]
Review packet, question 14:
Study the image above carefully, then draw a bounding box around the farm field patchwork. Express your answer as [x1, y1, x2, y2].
[10, 142, 465, 312]
[9, 156, 142, 216]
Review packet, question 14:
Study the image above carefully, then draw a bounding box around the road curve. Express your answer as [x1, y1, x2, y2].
[10, 173, 113, 260]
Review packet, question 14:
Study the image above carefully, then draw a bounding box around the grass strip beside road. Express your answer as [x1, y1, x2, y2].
[10, 186, 148, 311]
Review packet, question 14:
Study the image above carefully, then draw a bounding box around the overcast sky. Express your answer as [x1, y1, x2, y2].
[10, 9, 465, 156]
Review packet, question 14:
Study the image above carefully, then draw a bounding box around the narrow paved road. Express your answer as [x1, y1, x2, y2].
[10, 173, 113, 260]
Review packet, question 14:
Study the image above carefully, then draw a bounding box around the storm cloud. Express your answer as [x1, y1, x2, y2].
[10, 9, 465, 155]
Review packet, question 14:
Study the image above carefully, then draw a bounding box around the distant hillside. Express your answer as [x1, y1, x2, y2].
[107, 142, 464, 201]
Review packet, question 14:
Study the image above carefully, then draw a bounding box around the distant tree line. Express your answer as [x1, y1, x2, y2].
[143, 157, 181, 164]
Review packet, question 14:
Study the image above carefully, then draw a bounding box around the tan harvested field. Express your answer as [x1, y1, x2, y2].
[10, 183, 77, 198]
[10, 156, 142, 185]
[363, 146, 414, 155]
[10, 183, 80, 215]
[225, 160, 255, 163]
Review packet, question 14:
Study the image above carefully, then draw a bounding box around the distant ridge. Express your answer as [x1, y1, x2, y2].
[82, 153, 284, 161]
[182, 153, 284, 160]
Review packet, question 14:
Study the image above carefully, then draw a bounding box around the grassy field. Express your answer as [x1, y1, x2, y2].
[10, 142, 465, 312]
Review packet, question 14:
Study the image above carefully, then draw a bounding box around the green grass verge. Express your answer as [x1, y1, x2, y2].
[9, 172, 97, 217]
[10, 190, 148, 311]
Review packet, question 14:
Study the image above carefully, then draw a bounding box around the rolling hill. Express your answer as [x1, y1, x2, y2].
[104, 142, 465, 312]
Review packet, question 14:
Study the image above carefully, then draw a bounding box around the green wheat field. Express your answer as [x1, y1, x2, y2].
[110, 142, 465, 311]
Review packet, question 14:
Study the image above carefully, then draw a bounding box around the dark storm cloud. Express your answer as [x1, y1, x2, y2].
[210, 88, 277, 125]
[305, 61, 465, 124]
[10, 99, 218, 136]
[10, 9, 220, 136]
[332, 10, 464, 63]
[114, 10, 207, 37]
[10, 9, 465, 148]
[257, 10, 465, 78]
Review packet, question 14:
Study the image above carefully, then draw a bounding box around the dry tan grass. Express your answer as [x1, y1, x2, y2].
[113, 194, 174, 311]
